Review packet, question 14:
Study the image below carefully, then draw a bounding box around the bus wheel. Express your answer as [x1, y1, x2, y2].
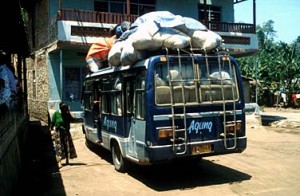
[112, 143, 126, 173]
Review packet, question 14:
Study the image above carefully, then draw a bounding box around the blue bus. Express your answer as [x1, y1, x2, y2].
[81, 50, 247, 172]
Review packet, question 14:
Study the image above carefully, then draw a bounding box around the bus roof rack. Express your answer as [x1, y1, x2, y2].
[158, 47, 231, 57]
[94, 47, 232, 73]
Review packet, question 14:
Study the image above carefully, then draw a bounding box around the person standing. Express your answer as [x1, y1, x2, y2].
[3, 64, 17, 109]
[0, 54, 11, 113]
[4, 64, 17, 95]
[50, 102, 77, 167]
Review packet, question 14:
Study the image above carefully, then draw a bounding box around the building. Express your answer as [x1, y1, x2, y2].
[20, 0, 258, 123]
[0, 1, 30, 195]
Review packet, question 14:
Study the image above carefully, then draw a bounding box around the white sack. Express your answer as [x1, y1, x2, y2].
[210, 71, 232, 84]
[130, 21, 161, 50]
[108, 41, 123, 66]
[154, 28, 191, 50]
[190, 30, 222, 51]
[132, 11, 184, 28]
[120, 40, 145, 66]
[86, 57, 100, 72]
[131, 26, 191, 50]
[175, 17, 207, 33]
[155, 74, 167, 86]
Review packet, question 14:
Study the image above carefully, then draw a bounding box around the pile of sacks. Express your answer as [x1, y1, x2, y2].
[86, 11, 223, 72]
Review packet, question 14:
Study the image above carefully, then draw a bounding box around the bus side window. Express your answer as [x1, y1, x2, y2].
[93, 82, 101, 119]
[83, 81, 93, 111]
[134, 71, 146, 120]
[111, 77, 122, 116]
[101, 77, 111, 114]
[83, 92, 92, 110]
[125, 79, 134, 115]
[101, 92, 109, 114]
[111, 93, 122, 116]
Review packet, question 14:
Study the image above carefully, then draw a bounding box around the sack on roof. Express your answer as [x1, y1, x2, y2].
[120, 40, 145, 66]
[106, 11, 223, 67]
[130, 25, 191, 50]
[157, 28, 191, 50]
[108, 41, 123, 66]
[190, 30, 222, 51]
[86, 36, 116, 72]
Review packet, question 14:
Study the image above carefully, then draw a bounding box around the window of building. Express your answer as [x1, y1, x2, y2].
[94, 0, 156, 15]
[130, 0, 156, 15]
[198, 4, 221, 22]
[94, 0, 125, 14]
[63, 67, 87, 102]
[94, 1, 108, 12]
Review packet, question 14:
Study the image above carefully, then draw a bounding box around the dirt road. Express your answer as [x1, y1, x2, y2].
[17, 109, 300, 196]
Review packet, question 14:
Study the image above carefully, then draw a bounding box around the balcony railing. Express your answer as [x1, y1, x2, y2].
[58, 8, 139, 24]
[57, 9, 256, 34]
[202, 21, 256, 34]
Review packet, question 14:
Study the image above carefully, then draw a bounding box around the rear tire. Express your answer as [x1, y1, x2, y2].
[112, 143, 126, 173]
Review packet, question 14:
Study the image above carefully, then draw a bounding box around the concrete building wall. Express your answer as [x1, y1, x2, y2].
[35, 0, 50, 49]
[27, 50, 51, 123]
[26, 0, 54, 123]
[49, 0, 94, 18]
[47, 49, 87, 113]
[156, 0, 198, 18]
[48, 52, 61, 101]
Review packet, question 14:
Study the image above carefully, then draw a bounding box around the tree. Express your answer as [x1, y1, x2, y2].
[256, 20, 277, 48]
[295, 36, 300, 56]
[238, 20, 300, 106]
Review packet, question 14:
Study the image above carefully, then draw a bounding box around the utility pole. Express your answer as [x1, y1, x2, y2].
[255, 57, 258, 104]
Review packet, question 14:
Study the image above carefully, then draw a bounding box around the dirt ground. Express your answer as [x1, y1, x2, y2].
[16, 107, 300, 196]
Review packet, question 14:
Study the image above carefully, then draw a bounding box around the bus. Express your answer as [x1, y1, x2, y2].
[81, 49, 247, 172]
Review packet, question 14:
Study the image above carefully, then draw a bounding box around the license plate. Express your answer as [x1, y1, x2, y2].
[192, 144, 212, 155]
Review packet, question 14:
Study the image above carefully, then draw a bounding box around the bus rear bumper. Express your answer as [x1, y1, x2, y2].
[145, 137, 247, 163]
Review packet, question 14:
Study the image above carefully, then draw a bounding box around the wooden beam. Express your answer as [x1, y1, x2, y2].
[127, 0, 130, 15]
[233, 0, 248, 4]
[253, 0, 256, 28]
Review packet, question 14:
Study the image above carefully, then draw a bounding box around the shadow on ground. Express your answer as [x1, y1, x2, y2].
[14, 120, 252, 194]
[13, 120, 66, 196]
[87, 142, 252, 192]
[260, 114, 287, 126]
[125, 159, 252, 191]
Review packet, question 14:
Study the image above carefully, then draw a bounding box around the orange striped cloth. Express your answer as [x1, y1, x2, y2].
[86, 35, 116, 61]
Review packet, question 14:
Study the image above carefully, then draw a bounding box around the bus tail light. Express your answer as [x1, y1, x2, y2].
[158, 128, 173, 139]
[226, 121, 242, 132]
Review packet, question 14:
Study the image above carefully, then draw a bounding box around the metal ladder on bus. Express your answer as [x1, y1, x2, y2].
[213, 52, 237, 150]
[165, 48, 188, 155]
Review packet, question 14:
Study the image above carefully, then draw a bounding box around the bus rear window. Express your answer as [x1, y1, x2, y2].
[155, 58, 239, 105]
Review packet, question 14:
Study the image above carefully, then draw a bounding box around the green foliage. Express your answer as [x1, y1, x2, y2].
[21, 8, 29, 24]
[238, 20, 300, 106]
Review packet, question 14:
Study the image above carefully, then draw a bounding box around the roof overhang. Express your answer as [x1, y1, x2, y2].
[234, 0, 248, 4]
